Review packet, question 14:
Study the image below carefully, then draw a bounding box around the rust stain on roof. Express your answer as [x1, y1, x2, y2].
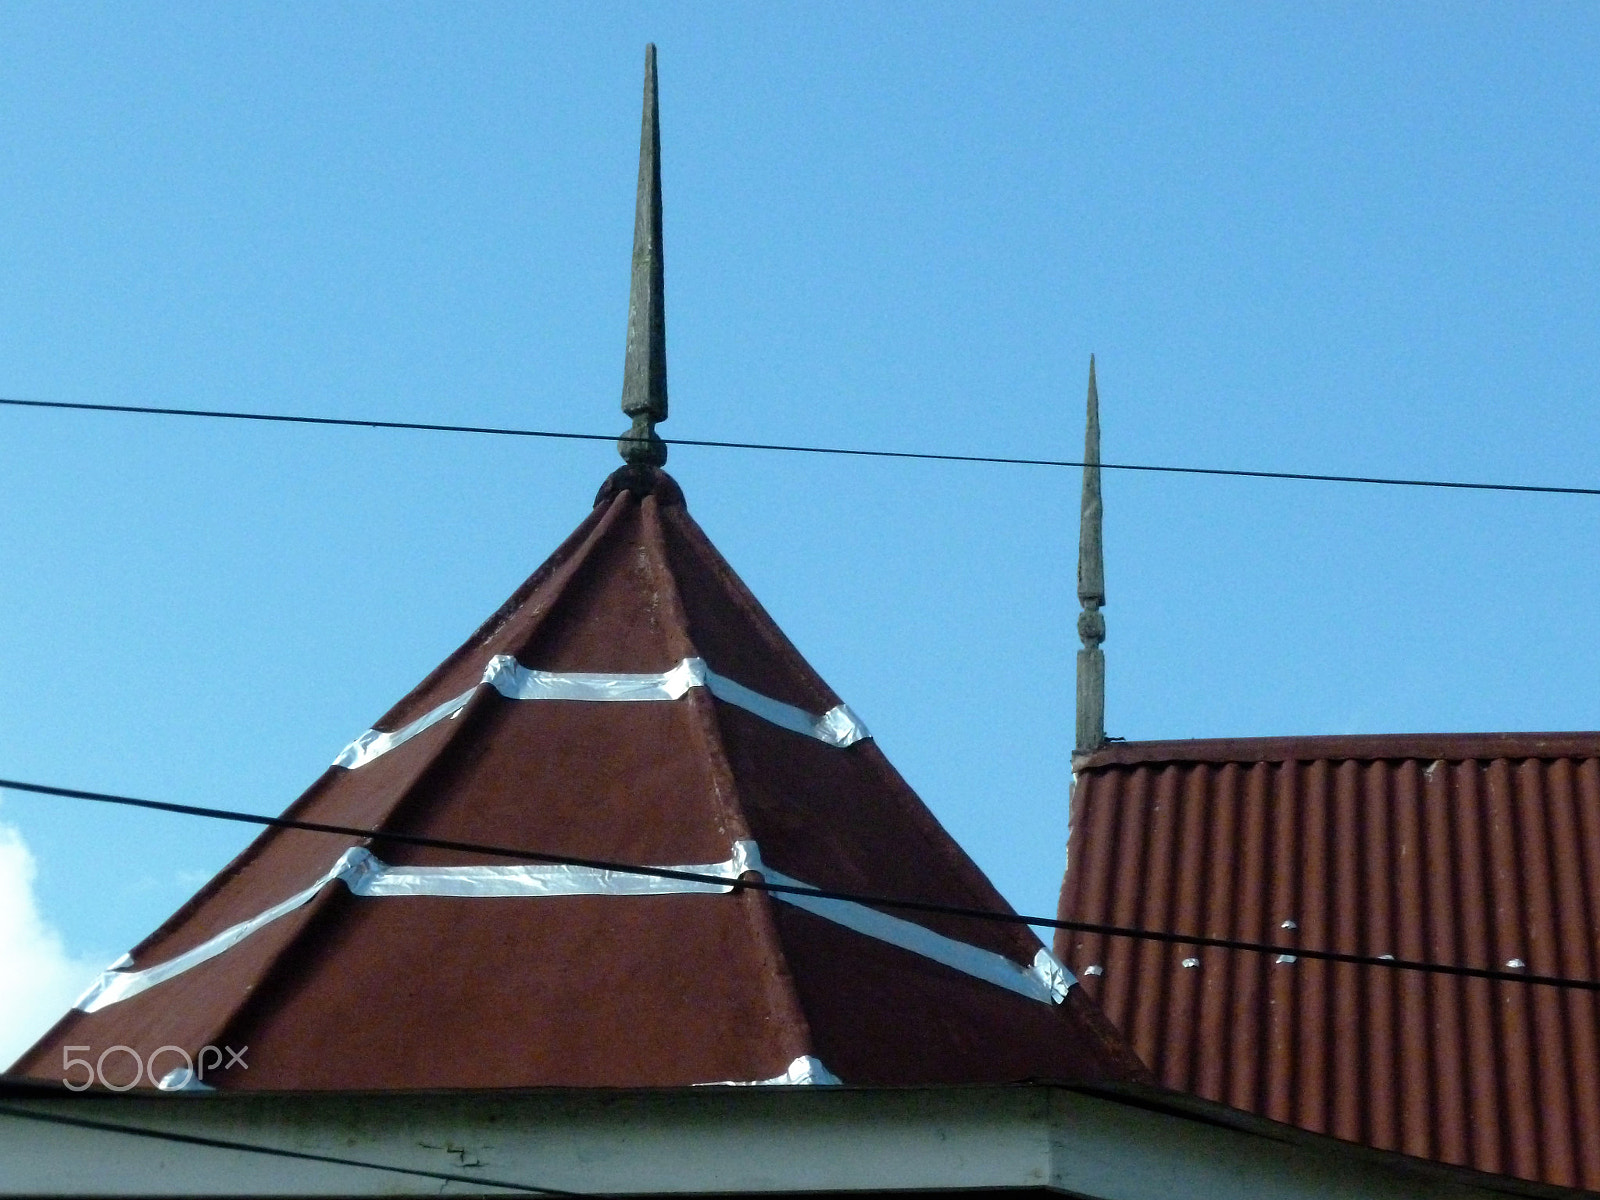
[14, 467, 1143, 1092]
[1057, 733, 1600, 1191]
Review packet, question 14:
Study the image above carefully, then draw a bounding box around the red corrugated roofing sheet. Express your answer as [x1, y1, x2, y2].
[1056, 734, 1600, 1191]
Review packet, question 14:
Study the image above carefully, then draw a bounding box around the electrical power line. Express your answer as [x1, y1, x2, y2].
[0, 1103, 574, 1194]
[4, 776, 1596, 994]
[3, 394, 1597, 497]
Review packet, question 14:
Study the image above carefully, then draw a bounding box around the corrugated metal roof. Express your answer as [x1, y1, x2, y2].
[13, 467, 1143, 1092]
[1056, 734, 1600, 1191]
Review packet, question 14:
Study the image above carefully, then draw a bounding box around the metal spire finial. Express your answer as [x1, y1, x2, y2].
[618, 44, 668, 467]
[1075, 355, 1106, 754]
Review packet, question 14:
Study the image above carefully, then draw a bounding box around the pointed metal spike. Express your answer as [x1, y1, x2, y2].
[1078, 355, 1103, 608]
[1075, 355, 1106, 754]
[619, 43, 668, 467]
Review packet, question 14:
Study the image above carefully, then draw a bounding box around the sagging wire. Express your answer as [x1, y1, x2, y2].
[3, 394, 1598, 497]
[3, 776, 1597, 994]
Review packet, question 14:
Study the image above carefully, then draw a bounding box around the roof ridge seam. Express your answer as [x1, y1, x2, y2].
[1079, 732, 1600, 772]
[640, 496, 820, 1072]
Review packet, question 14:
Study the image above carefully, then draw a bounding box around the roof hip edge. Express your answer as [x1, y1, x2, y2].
[637, 495, 820, 1073]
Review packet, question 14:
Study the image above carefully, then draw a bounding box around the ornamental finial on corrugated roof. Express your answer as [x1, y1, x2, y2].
[1075, 356, 1106, 754]
[618, 44, 668, 467]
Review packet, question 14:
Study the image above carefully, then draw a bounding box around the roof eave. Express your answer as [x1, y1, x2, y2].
[0, 1083, 1553, 1199]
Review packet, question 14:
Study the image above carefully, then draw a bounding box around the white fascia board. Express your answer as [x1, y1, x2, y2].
[1045, 1089, 1500, 1200]
[0, 1086, 1519, 1199]
[2, 1089, 1050, 1198]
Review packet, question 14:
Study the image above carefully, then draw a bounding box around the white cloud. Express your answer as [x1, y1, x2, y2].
[0, 820, 105, 1070]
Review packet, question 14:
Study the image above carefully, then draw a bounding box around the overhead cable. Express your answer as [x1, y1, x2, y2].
[0, 1103, 574, 1195]
[2, 394, 1597, 497]
[4, 776, 1597, 994]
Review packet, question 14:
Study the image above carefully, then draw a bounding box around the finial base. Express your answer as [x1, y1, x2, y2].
[618, 414, 668, 467]
[594, 463, 683, 508]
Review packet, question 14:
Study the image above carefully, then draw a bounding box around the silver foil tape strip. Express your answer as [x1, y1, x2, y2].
[76, 839, 1069, 1014]
[74, 844, 756, 1013]
[332, 656, 869, 770]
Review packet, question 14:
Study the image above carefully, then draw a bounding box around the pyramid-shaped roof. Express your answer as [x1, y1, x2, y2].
[17, 465, 1141, 1090]
[13, 45, 1143, 1094]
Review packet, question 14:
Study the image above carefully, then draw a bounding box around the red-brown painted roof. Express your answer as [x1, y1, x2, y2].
[1056, 732, 1600, 1191]
[14, 467, 1142, 1092]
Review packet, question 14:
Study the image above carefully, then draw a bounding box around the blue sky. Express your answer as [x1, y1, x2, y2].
[2, 4, 1598, 1060]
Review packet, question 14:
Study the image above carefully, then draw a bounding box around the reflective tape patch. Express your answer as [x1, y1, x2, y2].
[332, 656, 869, 769]
[348, 841, 758, 899]
[74, 844, 755, 1014]
[700, 1055, 842, 1086]
[332, 690, 474, 770]
[746, 844, 1074, 1006]
[75, 840, 1070, 1014]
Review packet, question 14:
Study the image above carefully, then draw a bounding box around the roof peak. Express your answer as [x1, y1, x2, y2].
[618, 43, 668, 468]
[594, 462, 683, 508]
